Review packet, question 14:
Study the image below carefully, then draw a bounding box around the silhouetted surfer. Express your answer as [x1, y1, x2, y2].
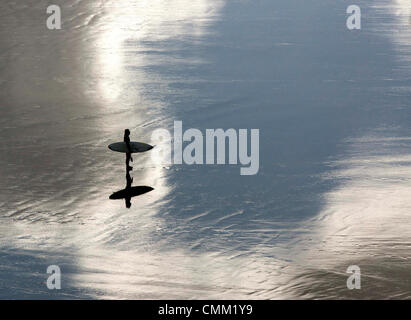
[109, 130, 154, 208]
[124, 129, 133, 171]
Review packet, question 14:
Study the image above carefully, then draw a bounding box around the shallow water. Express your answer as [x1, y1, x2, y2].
[0, 0, 410, 299]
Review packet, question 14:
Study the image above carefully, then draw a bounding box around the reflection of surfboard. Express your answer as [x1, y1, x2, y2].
[108, 142, 154, 153]
[109, 186, 154, 199]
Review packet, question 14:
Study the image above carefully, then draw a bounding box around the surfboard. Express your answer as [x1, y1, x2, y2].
[108, 141, 154, 153]
[109, 186, 154, 199]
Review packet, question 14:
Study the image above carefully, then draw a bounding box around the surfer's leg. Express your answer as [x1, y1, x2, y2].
[126, 153, 133, 171]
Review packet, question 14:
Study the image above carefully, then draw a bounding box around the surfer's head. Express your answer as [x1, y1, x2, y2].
[125, 129, 130, 136]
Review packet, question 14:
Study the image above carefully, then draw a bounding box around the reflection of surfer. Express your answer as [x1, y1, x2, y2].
[126, 169, 133, 188]
[124, 129, 133, 171]
[125, 166, 133, 208]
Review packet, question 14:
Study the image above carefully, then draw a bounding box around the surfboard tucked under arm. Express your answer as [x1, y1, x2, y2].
[108, 142, 154, 153]
[109, 186, 154, 199]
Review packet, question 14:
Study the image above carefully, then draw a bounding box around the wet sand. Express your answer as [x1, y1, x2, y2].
[0, 0, 410, 299]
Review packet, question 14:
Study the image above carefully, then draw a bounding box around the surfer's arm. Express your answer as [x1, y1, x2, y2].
[124, 138, 133, 156]
[126, 140, 133, 161]
[126, 143, 132, 153]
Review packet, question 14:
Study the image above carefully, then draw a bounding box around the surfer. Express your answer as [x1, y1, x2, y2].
[124, 129, 133, 171]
